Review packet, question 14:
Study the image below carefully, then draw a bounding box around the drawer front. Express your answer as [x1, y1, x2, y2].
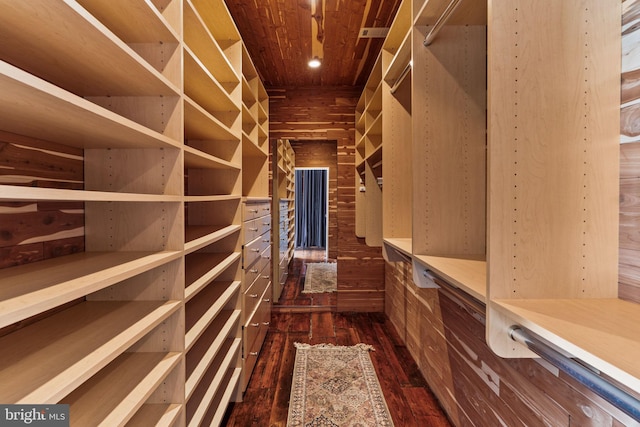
[241, 287, 271, 392]
[243, 273, 270, 323]
[243, 283, 272, 356]
[243, 201, 271, 221]
[243, 247, 271, 292]
[258, 215, 272, 236]
[244, 215, 271, 245]
[244, 235, 270, 269]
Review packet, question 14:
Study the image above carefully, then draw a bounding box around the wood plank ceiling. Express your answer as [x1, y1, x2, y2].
[225, 0, 402, 87]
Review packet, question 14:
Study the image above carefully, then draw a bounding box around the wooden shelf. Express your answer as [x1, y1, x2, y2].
[243, 133, 269, 158]
[0, 300, 180, 403]
[77, 0, 180, 44]
[207, 367, 242, 426]
[384, 30, 411, 85]
[0, 61, 181, 149]
[185, 252, 242, 301]
[184, 195, 242, 203]
[184, 1, 239, 86]
[189, 0, 241, 46]
[186, 310, 241, 399]
[413, 254, 486, 302]
[184, 145, 241, 170]
[491, 299, 640, 393]
[0, 0, 179, 97]
[184, 96, 238, 142]
[126, 403, 183, 427]
[186, 282, 241, 350]
[414, 0, 486, 27]
[64, 351, 181, 426]
[184, 47, 239, 115]
[186, 338, 241, 426]
[184, 224, 242, 254]
[0, 251, 182, 329]
[383, 237, 412, 258]
[0, 185, 181, 202]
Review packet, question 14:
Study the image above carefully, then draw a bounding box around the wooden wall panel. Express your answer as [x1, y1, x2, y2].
[385, 259, 638, 427]
[0, 132, 85, 269]
[268, 86, 385, 311]
[620, 0, 640, 304]
[289, 140, 338, 260]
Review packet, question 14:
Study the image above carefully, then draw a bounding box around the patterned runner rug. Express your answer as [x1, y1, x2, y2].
[302, 262, 337, 293]
[287, 343, 394, 426]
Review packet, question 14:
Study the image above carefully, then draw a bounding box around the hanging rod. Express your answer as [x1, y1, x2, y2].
[389, 61, 412, 94]
[423, 0, 463, 46]
[509, 326, 640, 423]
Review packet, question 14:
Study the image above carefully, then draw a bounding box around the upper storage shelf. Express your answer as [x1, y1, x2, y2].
[0, 61, 181, 149]
[0, 0, 180, 96]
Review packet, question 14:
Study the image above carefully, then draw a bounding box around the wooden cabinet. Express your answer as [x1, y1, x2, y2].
[369, 0, 637, 396]
[0, 0, 267, 425]
[240, 199, 272, 391]
[272, 139, 295, 301]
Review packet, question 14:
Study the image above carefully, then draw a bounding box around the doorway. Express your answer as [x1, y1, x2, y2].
[295, 168, 329, 259]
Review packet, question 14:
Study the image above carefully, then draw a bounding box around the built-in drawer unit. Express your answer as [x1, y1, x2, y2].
[241, 198, 272, 393]
[241, 282, 272, 391]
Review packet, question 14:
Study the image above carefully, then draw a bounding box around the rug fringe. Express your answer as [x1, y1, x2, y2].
[294, 342, 375, 351]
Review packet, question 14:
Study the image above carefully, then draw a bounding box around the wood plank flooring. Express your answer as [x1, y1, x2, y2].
[223, 249, 452, 426]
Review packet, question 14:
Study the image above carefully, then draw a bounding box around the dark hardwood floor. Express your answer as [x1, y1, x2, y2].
[223, 249, 452, 426]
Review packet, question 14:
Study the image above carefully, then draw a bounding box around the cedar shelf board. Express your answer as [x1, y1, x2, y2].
[0, 250, 182, 329]
[0, 300, 181, 403]
[413, 254, 486, 302]
[492, 298, 640, 394]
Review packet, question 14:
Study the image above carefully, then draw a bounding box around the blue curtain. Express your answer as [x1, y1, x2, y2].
[295, 169, 327, 248]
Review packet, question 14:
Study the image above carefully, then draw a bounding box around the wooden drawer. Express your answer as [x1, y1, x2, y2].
[243, 283, 272, 357]
[243, 273, 270, 323]
[243, 201, 271, 221]
[241, 286, 271, 391]
[244, 214, 271, 245]
[243, 246, 271, 291]
[243, 235, 270, 269]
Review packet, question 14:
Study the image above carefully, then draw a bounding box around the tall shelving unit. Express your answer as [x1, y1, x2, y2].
[0, 0, 186, 425]
[370, 0, 638, 397]
[182, 0, 244, 425]
[381, 0, 413, 260]
[354, 55, 383, 247]
[240, 42, 272, 392]
[0, 0, 267, 425]
[272, 139, 295, 302]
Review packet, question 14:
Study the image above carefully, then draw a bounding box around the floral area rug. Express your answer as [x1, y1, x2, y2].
[287, 343, 394, 426]
[302, 262, 337, 293]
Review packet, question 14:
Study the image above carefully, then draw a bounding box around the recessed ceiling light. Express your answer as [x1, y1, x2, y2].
[308, 57, 321, 68]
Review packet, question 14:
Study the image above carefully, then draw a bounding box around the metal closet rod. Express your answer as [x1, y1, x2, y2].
[509, 326, 640, 423]
[423, 0, 463, 46]
[389, 61, 412, 94]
